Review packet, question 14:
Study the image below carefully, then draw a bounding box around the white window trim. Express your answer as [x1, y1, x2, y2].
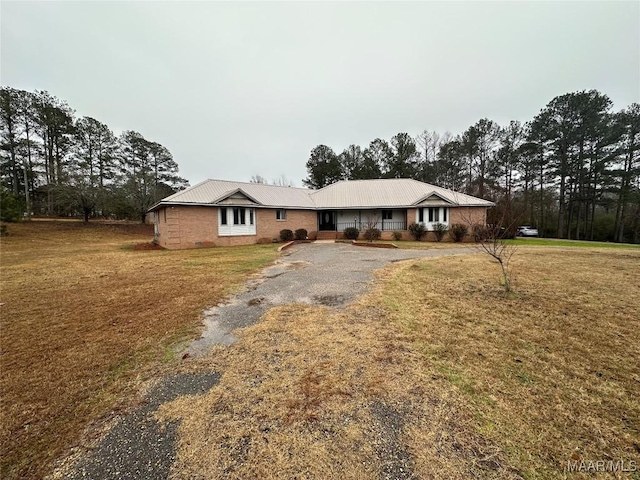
[416, 207, 449, 231]
[276, 209, 287, 221]
[219, 207, 256, 236]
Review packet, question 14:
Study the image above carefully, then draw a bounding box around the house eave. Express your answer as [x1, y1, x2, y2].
[148, 202, 316, 212]
[148, 201, 495, 213]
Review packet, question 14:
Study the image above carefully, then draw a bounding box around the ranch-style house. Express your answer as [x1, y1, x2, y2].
[149, 178, 494, 249]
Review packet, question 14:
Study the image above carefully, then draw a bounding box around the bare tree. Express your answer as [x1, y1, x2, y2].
[271, 174, 295, 187]
[475, 224, 517, 293]
[454, 192, 518, 293]
[250, 174, 267, 184]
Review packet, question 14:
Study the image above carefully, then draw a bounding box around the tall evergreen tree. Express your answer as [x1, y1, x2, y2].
[384, 132, 419, 178]
[434, 137, 466, 191]
[0, 87, 23, 196]
[303, 145, 343, 188]
[33, 91, 75, 214]
[612, 103, 640, 243]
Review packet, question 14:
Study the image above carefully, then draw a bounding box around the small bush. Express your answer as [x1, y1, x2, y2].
[294, 228, 308, 240]
[450, 223, 468, 242]
[408, 222, 427, 241]
[343, 227, 360, 240]
[363, 228, 381, 242]
[279, 229, 294, 242]
[391, 230, 402, 241]
[432, 223, 448, 242]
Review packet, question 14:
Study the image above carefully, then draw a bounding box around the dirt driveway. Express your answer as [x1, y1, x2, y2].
[66, 243, 475, 480]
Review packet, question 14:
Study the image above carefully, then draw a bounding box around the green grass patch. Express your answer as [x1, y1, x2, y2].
[507, 237, 639, 248]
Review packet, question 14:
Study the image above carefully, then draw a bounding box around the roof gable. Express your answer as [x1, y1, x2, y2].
[212, 188, 261, 206]
[414, 192, 455, 206]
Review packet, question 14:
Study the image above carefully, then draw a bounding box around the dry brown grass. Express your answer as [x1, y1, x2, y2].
[0, 221, 278, 480]
[159, 302, 517, 479]
[159, 247, 639, 479]
[381, 247, 640, 478]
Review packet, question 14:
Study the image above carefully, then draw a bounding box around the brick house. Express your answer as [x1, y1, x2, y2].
[149, 178, 494, 249]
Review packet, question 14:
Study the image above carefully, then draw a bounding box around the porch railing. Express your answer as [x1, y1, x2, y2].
[337, 221, 407, 232]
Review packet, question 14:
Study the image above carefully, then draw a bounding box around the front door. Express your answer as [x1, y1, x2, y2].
[318, 211, 336, 231]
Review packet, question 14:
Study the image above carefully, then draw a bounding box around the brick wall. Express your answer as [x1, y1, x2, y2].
[155, 206, 219, 249]
[154, 205, 488, 249]
[155, 206, 318, 249]
[406, 206, 488, 242]
[449, 207, 487, 228]
[256, 209, 317, 242]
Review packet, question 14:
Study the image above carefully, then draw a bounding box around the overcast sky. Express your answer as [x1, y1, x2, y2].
[2, 1, 638, 186]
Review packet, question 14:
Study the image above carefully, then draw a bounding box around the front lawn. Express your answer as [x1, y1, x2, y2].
[0, 221, 278, 479]
[507, 237, 640, 249]
[364, 237, 639, 250]
[158, 246, 640, 479]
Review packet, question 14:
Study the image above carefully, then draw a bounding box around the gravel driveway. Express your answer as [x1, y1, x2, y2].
[187, 242, 475, 354]
[66, 242, 475, 479]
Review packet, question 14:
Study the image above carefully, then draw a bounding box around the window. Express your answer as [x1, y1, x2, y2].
[418, 207, 449, 228]
[382, 210, 393, 220]
[276, 209, 286, 220]
[219, 208, 256, 236]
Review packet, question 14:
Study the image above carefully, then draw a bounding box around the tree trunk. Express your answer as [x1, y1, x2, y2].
[558, 171, 566, 238]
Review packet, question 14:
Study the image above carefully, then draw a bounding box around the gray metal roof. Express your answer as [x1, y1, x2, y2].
[150, 178, 494, 211]
[309, 179, 494, 208]
[158, 179, 316, 209]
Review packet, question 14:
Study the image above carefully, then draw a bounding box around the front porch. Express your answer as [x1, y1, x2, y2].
[316, 209, 408, 240]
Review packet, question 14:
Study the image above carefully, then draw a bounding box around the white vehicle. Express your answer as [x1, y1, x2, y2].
[517, 226, 538, 237]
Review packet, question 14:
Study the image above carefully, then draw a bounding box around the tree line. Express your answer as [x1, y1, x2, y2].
[0, 87, 189, 223]
[304, 90, 639, 243]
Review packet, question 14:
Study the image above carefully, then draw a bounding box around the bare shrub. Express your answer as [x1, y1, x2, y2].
[432, 223, 448, 242]
[363, 228, 381, 242]
[408, 222, 427, 241]
[449, 223, 468, 242]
